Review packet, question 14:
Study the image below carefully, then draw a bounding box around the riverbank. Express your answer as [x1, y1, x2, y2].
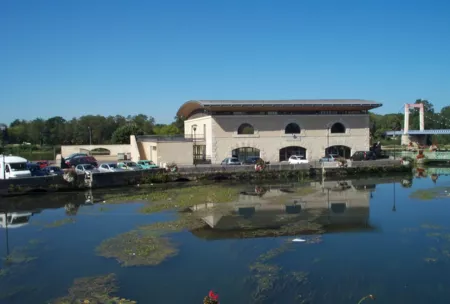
[0, 160, 411, 196]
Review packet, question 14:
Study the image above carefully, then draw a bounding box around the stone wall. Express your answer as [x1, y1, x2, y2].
[210, 114, 370, 163]
[0, 174, 86, 196]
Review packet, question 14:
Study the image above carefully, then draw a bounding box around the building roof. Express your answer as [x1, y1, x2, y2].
[177, 99, 382, 118]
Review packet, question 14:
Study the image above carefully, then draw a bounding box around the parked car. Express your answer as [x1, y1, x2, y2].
[243, 157, 269, 165]
[221, 157, 241, 165]
[350, 151, 376, 161]
[98, 163, 124, 172]
[67, 156, 98, 167]
[118, 161, 141, 170]
[75, 164, 99, 175]
[319, 154, 340, 163]
[288, 155, 309, 164]
[44, 166, 64, 176]
[137, 160, 159, 169]
[65, 153, 88, 162]
[27, 163, 48, 177]
[35, 160, 49, 169]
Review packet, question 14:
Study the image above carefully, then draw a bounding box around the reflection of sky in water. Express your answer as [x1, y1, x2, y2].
[0, 176, 450, 303]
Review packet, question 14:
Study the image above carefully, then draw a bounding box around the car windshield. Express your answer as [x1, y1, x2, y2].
[127, 162, 137, 166]
[11, 216, 30, 225]
[230, 158, 239, 162]
[10, 162, 28, 171]
[83, 165, 94, 170]
[108, 164, 117, 168]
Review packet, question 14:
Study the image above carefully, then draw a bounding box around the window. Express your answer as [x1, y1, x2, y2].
[330, 122, 346, 134]
[237, 123, 255, 135]
[285, 123, 301, 134]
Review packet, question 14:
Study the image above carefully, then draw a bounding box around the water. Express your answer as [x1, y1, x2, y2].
[0, 172, 450, 304]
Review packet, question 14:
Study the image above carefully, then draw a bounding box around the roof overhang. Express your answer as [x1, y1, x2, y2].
[177, 99, 382, 118]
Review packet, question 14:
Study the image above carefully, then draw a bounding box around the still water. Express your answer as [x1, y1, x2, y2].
[0, 170, 450, 304]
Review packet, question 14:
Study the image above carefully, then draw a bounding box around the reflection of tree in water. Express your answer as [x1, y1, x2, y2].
[401, 178, 413, 188]
[64, 203, 80, 216]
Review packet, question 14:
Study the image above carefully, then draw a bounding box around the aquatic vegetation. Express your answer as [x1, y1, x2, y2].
[103, 184, 241, 214]
[140, 214, 206, 234]
[245, 241, 315, 303]
[2, 248, 37, 265]
[410, 187, 450, 200]
[44, 217, 76, 228]
[51, 273, 137, 304]
[96, 230, 178, 267]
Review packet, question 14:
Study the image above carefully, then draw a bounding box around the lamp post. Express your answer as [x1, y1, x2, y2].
[0, 124, 7, 179]
[192, 125, 197, 166]
[88, 126, 92, 146]
[392, 181, 396, 212]
[326, 126, 330, 155]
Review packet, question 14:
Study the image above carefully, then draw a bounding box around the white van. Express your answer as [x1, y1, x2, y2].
[0, 155, 32, 179]
[0, 212, 33, 228]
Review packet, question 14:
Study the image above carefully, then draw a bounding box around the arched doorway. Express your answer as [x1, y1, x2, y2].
[232, 147, 260, 162]
[279, 146, 307, 162]
[325, 145, 351, 158]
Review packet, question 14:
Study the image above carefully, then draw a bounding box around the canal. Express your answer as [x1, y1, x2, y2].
[0, 171, 450, 303]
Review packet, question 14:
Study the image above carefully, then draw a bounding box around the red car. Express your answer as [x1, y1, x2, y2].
[35, 160, 49, 169]
[66, 156, 98, 168]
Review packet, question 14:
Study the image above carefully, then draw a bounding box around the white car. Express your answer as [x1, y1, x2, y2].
[98, 163, 124, 173]
[288, 155, 309, 164]
[75, 164, 100, 175]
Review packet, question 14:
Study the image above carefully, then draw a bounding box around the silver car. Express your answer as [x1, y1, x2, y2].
[75, 164, 100, 175]
[221, 157, 242, 165]
[98, 163, 124, 173]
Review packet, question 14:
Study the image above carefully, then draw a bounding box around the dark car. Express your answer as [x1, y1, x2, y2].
[243, 157, 270, 165]
[27, 163, 48, 177]
[44, 166, 64, 175]
[350, 151, 376, 161]
[67, 156, 98, 167]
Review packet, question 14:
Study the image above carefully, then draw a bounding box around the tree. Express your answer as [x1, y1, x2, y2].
[111, 124, 144, 144]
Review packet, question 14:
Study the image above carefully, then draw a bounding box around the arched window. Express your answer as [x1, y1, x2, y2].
[237, 123, 255, 135]
[330, 122, 346, 134]
[285, 123, 301, 134]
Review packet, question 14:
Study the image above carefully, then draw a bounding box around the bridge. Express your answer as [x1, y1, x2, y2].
[384, 103, 450, 144]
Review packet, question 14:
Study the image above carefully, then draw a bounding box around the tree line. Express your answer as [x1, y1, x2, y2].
[1, 99, 449, 147]
[370, 99, 450, 144]
[1, 114, 185, 146]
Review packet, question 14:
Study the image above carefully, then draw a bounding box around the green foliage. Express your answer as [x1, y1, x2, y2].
[111, 124, 144, 144]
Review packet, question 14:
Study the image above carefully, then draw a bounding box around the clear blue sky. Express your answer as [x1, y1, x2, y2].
[1, 0, 450, 125]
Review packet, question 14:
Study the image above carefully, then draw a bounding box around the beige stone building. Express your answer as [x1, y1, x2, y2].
[178, 99, 382, 164]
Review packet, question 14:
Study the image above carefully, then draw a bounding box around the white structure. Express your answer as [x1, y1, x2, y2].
[178, 99, 382, 164]
[402, 103, 425, 146]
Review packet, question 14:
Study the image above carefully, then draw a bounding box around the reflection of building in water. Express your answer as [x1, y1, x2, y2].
[190, 180, 374, 238]
[0, 212, 33, 229]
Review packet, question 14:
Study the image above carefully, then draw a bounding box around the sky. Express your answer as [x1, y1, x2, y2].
[1, 0, 450, 125]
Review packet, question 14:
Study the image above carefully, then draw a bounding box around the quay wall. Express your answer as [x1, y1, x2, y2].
[0, 160, 410, 196]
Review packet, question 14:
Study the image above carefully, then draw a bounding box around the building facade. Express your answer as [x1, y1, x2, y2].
[178, 99, 382, 164]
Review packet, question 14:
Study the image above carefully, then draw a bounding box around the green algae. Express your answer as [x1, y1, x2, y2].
[96, 230, 178, 267]
[410, 187, 450, 201]
[51, 273, 137, 304]
[44, 217, 76, 228]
